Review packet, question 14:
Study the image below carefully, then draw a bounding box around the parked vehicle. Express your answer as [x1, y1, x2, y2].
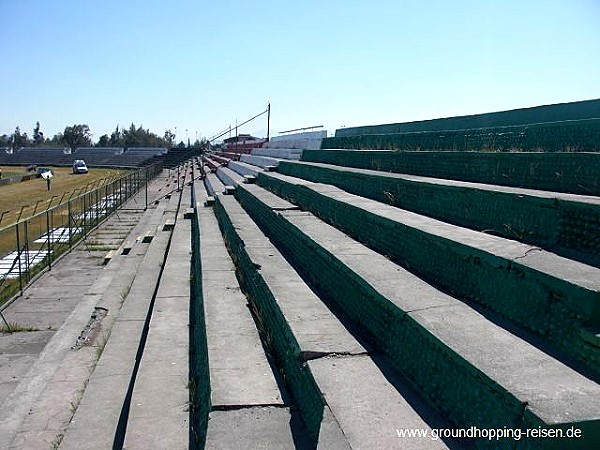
[36, 167, 53, 177]
[72, 160, 88, 174]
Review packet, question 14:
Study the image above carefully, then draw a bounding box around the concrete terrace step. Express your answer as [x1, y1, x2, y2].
[240, 153, 283, 169]
[275, 160, 600, 267]
[60, 192, 182, 450]
[204, 172, 226, 197]
[216, 166, 244, 188]
[202, 156, 222, 172]
[197, 197, 294, 449]
[252, 172, 600, 377]
[213, 194, 451, 449]
[123, 187, 192, 449]
[233, 182, 600, 449]
[200, 200, 282, 407]
[0, 175, 172, 450]
[209, 153, 231, 165]
[196, 175, 215, 206]
[300, 150, 600, 196]
[250, 148, 304, 160]
[227, 160, 261, 178]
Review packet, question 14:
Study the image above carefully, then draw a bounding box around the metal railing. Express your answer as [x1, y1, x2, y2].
[0, 163, 162, 320]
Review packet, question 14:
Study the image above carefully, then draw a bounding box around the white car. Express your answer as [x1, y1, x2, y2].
[72, 160, 88, 174]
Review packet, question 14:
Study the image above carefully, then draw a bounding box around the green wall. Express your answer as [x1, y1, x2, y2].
[335, 98, 600, 137]
[301, 150, 600, 195]
[274, 162, 600, 267]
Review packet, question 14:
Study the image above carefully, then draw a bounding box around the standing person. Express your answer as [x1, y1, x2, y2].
[46, 175, 51, 191]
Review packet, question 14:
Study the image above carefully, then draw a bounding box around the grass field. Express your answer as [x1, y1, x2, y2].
[0, 165, 126, 227]
[0, 165, 129, 305]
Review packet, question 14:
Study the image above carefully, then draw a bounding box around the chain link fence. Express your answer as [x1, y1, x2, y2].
[0, 163, 162, 317]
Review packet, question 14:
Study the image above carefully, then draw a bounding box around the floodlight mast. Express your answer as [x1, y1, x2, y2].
[267, 103, 271, 142]
[208, 104, 271, 144]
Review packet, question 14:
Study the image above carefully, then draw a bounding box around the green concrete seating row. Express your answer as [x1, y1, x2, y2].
[213, 193, 451, 449]
[232, 182, 600, 449]
[252, 171, 600, 378]
[204, 173, 226, 197]
[194, 189, 295, 449]
[301, 150, 600, 196]
[274, 160, 600, 267]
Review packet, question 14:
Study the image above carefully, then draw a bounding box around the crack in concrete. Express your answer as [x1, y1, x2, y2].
[405, 303, 455, 315]
[71, 307, 108, 350]
[300, 350, 369, 362]
[211, 404, 287, 412]
[513, 247, 543, 261]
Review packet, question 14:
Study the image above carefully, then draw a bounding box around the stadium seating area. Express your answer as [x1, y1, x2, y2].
[0, 146, 197, 169]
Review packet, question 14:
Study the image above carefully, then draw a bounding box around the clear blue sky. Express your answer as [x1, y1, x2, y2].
[1, 0, 599, 143]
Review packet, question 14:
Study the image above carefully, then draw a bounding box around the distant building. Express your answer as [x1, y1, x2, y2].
[222, 134, 267, 153]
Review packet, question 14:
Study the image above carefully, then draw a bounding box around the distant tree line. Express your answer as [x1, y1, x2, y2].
[0, 122, 207, 152]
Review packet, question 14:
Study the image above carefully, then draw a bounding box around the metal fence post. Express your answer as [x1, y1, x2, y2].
[24, 220, 30, 283]
[67, 199, 72, 252]
[15, 224, 23, 295]
[46, 209, 52, 271]
[145, 169, 148, 210]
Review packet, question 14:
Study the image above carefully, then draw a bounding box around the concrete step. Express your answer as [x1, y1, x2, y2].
[233, 182, 600, 449]
[0, 208, 158, 450]
[202, 156, 222, 172]
[275, 160, 600, 267]
[204, 172, 226, 197]
[204, 408, 296, 450]
[250, 172, 600, 377]
[300, 150, 600, 196]
[216, 166, 243, 189]
[196, 176, 215, 206]
[240, 153, 282, 169]
[60, 190, 183, 450]
[196, 190, 293, 448]
[250, 148, 304, 160]
[200, 203, 283, 407]
[228, 160, 262, 178]
[214, 194, 451, 449]
[123, 190, 192, 449]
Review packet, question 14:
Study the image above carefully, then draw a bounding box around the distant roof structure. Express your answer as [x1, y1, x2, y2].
[223, 134, 262, 144]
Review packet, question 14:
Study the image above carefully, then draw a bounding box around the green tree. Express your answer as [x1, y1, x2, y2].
[164, 129, 176, 147]
[0, 134, 10, 147]
[63, 124, 92, 151]
[109, 125, 123, 147]
[48, 133, 64, 147]
[96, 134, 110, 147]
[122, 123, 165, 148]
[33, 121, 45, 146]
[11, 126, 29, 149]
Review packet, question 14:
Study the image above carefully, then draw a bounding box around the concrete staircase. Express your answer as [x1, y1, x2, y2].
[190, 148, 600, 449]
[7, 149, 596, 449]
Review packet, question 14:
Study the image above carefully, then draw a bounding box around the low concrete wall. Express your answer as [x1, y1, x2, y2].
[275, 161, 600, 267]
[190, 199, 211, 448]
[302, 150, 600, 196]
[254, 173, 600, 377]
[266, 130, 326, 150]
